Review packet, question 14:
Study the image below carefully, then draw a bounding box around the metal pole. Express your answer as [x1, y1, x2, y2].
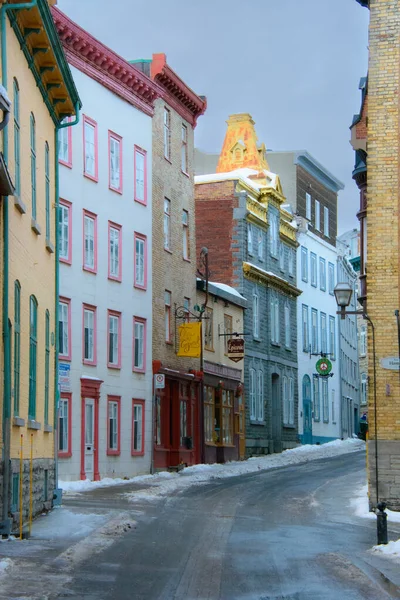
[19, 434, 23, 539]
[395, 310, 400, 385]
[29, 434, 33, 537]
[364, 315, 378, 505]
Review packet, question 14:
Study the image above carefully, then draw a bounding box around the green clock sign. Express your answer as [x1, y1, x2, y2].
[316, 357, 332, 376]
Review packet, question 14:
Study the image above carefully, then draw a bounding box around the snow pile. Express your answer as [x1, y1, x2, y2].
[373, 539, 400, 558]
[351, 484, 400, 523]
[0, 559, 12, 575]
[61, 438, 364, 498]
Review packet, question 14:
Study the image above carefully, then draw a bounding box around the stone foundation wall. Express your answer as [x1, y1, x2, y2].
[368, 440, 400, 511]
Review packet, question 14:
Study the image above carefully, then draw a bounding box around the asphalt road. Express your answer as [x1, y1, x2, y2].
[51, 451, 400, 600]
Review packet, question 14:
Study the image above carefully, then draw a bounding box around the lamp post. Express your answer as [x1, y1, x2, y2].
[197, 247, 209, 465]
[334, 282, 387, 545]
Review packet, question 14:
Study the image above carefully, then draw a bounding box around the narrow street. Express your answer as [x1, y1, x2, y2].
[1, 450, 400, 600]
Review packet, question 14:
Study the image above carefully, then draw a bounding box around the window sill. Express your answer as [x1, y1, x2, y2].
[108, 275, 122, 283]
[44, 424, 53, 433]
[253, 336, 261, 343]
[84, 172, 98, 183]
[83, 266, 97, 275]
[250, 420, 266, 426]
[285, 347, 292, 352]
[134, 197, 147, 206]
[109, 185, 123, 195]
[283, 424, 296, 429]
[131, 450, 145, 457]
[83, 359, 97, 367]
[165, 340, 173, 346]
[13, 416, 25, 427]
[107, 364, 121, 370]
[14, 195, 26, 214]
[134, 283, 147, 291]
[204, 347, 214, 352]
[183, 257, 191, 263]
[58, 451, 72, 458]
[31, 219, 41, 235]
[164, 156, 172, 165]
[164, 248, 173, 255]
[46, 239, 54, 254]
[181, 170, 190, 178]
[60, 257, 72, 266]
[323, 419, 329, 424]
[59, 355, 71, 362]
[311, 283, 317, 288]
[133, 368, 146, 374]
[27, 420, 41, 430]
[271, 342, 281, 348]
[106, 450, 121, 456]
[59, 159, 72, 169]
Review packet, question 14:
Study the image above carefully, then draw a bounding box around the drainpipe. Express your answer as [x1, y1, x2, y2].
[1, 0, 38, 537]
[53, 105, 79, 504]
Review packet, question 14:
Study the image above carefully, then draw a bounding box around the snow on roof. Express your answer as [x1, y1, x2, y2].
[195, 167, 279, 192]
[209, 281, 246, 300]
[244, 262, 289, 286]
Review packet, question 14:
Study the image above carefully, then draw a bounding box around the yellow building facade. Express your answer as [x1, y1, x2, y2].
[0, 0, 80, 533]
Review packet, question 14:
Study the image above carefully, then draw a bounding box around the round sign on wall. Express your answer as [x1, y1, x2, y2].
[315, 358, 332, 376]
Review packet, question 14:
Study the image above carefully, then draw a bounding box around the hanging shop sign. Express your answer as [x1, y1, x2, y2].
[315, 357, 332, 376]
[177, 322, 201, 357]
[228, 338, 245, 363]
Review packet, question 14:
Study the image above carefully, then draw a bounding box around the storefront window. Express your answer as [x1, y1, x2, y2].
[221, 390, 234, 444]
[204, 386, 214, 443]
[180, 400, 187, 446]
[155, 395, 162, 445]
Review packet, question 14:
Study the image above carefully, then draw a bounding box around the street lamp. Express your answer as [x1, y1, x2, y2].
[333, 282, 387, 545]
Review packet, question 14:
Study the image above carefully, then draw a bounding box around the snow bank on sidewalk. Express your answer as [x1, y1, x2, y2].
[60, 437, 364, 497]
[373, 539, 400, 558]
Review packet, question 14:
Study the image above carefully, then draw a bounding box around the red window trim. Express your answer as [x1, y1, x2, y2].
[82, 303, 97, 366]
[107, 309, 122, 369]
[132, 398, 145, 456]
[59, 118, 73, 169]
[132, 316, 147, 373]
[83, 114, 98, 182]
[107, 395, 121, 456]
[108, 130, 123, 194]
[59, 296, 72, 361]
[58, 392, 72, 458]
[134, 145, 147, 206]
[82, 209, 98, 274]
[108, 220, 122, 282]
[134, 232, 147, 290]
[59, 198, 72, 265]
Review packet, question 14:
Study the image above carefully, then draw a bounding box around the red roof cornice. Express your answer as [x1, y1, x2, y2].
[51, 7, 161, 116]
[151, 53, 206, 127]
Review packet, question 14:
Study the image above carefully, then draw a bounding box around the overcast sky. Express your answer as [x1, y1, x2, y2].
[57, 0, 369, 234]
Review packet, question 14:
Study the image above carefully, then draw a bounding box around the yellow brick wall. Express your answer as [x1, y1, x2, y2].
[1, 19, 56, 461]
[367, 0, 400, 441]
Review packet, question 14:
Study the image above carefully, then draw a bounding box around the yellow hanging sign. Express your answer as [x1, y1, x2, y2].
[177, 322, 201, 357]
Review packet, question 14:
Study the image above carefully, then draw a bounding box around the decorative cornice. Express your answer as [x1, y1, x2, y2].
[151, 53, 206, 127]
[246, 196, 267, 226]
[243, 262, 302, 297]
[52, 7, 160, 116]
[279, 220, 298, 247]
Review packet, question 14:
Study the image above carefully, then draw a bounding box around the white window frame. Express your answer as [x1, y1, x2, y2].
[253, 290, 259, 338]
[165, 290, 171, 342]
[288, 248, 294, 277]
[315, 200, 320, 231]
[270, 213, 278, 257]
[248, 223, 253, 255]
[310, 252, 317, 287]
[279, 244, 285, 272]
[109, 134, 121, 191]
[322, 379, 329, 422]
[328, 262, 335, 295]
[283, 376, 289, 424]
[306, 192, 311, 220]
[324, 206, 329, 237]
[182, 210, 189, 260]
[250, 368, 256, 420]
[256, 370, 264, 422]
[284, 302, 291, 348]
[257, 229, 263, 260]
[164, 198, 171, 251]
[289, 377, 294, 425]
[360, 325, 367, 356]
[84, 120, 96, 178]
[313, 375, 320, 421]
[59, 202, 70, 261]
[320, 312, 327, 354]
[108, 400, 118, 451]
[302, 305, 309, 352]
[361, 373, 368, 405]
[181, 124, 188, 173]
[271, 296, 280, 344]
[301, 247, 308, 282]
[311, 308, 318, 353]
[319, 258, 326, 292]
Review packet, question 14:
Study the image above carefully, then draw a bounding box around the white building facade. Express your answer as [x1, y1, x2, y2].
[297, 224, 341, 444]
[54, 9, 159, 480]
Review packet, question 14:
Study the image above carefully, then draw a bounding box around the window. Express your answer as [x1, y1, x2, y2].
[59, 200, 72, 264]
[270, 212, 278, 257]
[301, 247, 308, 282]
[132, 400, 145, 455]
[253, 290, 259, 338]
[249, 368, 256, 421]
[45, 142, 50, 240]
[315, 200, 320, 230]
[284, 303, 291, 348]
[109, 131, 122, 192]
[302, 305, 309, 352]
[319, 258, 326, 291]
[134, 233, 147, 289]
[58, 394, 71, 456]
[220, 389, 234, 444]
[271, 296, 280, 344]
[283, 376, 295, 425]
[310, 252, 317, 287]
[322, 379, 329, 422]
[288, 248, 294, 277]
[133, 317, 146, 372]
[182, 210, 190, 260]
[29, 296, 38, 420]
[58, 117, 72, 167]
[279, 244, 285, 272]
[13, 281, 21, 416]
[324, 206, 329, 237]
[83, 210, 97, 273]
[107, 397, 120, 455]
[184, 297, 190, 322]
[13, 79, 20, 196]
[108, 222, 122, 281]
[204, 307, 213, 350]
[44, 310, 50, 425]
[155, 395, 162, 446]
[204, 386, 214, 443]
[83, 116, 98, 180]
[164, 108, 171, 160]
[306, 192, 311, 220]
[311, 308, 318, 353]
[180, 383, 188, 446]
[83, 304, 96, 365]
[328, 262, 335, 295]
[247, 223, 253, 255]
[313, 375, 320, 421]
[360, 325, 367, 356]
[107, 311, 121, 368]
[165, 290, 171, 342]
[289, 377, 294, 425]
[164, 198, 171, 250]
[361, 373, 368, 405]
[181, 124, 188, 172]
[320, 313, 327, 354]
[59, 298, 70, 359]
[329, 317, 336, 360]
[224, 314, 233, 353]
[134, 146, 147, 204]
[258, 229, 263, 260]
[30, 113, 36, 220]
[256, 370, 264, 422]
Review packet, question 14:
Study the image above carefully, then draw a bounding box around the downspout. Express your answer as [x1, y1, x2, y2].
[1, 0, 38, 535]
[53, 104, 79, 503]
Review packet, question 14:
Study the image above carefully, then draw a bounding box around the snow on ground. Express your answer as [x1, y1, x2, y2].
[372, 539, 400, 558]
[60, 438, 364, 501]
[0, 558, 13, 575]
